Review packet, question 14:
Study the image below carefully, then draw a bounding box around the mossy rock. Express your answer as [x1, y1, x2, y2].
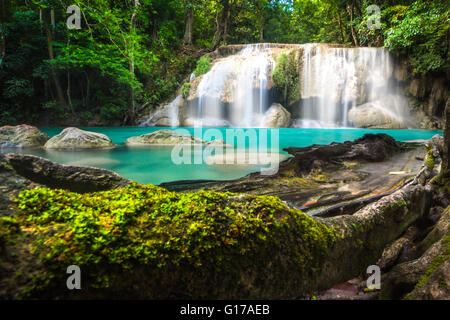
[0, 183, 336, 299]
[44, 127, 115, 150]
[0, 125, 49, 148]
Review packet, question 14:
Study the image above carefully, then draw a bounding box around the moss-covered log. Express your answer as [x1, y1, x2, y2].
[0, 180, 432, 299]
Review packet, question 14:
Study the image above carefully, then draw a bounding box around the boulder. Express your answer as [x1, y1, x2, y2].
[260, 103, 291, 128]
[126, 129, 233, 147]
[44, 127, 115, 149]
[348, 102, 406, 129]
[126, 130, 204, 145]
[0, 125, 49, 148]
[5, 153, 131, 193]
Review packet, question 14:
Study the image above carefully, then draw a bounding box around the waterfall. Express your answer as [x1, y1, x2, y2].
[194, 44, 275, 127]
[147, 43, 411, 129]
[298, 44, 409, 128]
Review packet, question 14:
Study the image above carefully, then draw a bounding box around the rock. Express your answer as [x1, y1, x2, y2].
[0, 153, 37, 216]
[127, 130, 233, 148]
[380, 205, 450, 299]
[0, 125, 49, 148]
[260, 103, 291, 128]
[5, 154, 131, 193]
[408, 78, 427, 98]
[126, 130, 204, 145]
[140, 95, 184, 127]
[183, 118, 231, 127]
[284, 134, 404, 175]
[44, 127, 115, 149]
[393, 60, 409, 82]
[349, 102, 406, 129]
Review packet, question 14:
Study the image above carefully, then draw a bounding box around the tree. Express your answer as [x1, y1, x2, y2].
[182, 0, 195, 45]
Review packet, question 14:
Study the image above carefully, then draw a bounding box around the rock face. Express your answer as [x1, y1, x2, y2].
[5, 154, 131, 193]
[44, 127, 115, 149]
[260, 103, 291, 128]
[140, 95, 185, 127]
[348, 102, 407, 129]
[0, 125, 49, 148]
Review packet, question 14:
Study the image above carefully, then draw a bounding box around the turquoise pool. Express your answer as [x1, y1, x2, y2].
[3, 127, 443, 185]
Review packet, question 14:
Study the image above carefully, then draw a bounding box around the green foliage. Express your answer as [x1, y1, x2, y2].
[193, 56, 212, 77]
[182, 82, 192, 98]
[272, 51, 300, 106]
[383, 1, 450, 74]
[9, 183, 336, 295]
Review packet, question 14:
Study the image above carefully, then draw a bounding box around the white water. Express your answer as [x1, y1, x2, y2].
[195, 44, 275, 127]
[300, 44, 409, 128]
[146, 43, 411, 129]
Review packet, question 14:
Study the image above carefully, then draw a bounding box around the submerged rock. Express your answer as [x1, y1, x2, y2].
[260, 103, 291, 128]
[126, 129, 233, 147]
[348, 102, 406, 129]
[0, 125, 49, 148]
[126, 130, 204, 145]
[44, 127, 115, 149]
[5, 154, 130, 193]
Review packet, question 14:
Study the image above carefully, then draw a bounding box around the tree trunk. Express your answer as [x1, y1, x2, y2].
[42, 9, 69, 111]
[128, 1, 140, 125]
[183, 5, 194, 46]
[212, 0, 230, 50]
[337, 12, 345, 43]
[0, 0, 5, 67]
[347, 3, 359, 47]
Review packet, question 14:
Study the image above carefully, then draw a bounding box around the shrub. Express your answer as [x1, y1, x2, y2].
[194, 56, 212, 77]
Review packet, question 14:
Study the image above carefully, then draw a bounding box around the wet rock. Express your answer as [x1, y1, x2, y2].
[126, 129, 232, 147]
[0, 125, 49, 148]
[348, 102, 406, 129]
[260, 103, 291, 128]
[284, 133, 404, 175]
[0, 154, 38, 216]
[380, 206, 450, 299]
[140, 95, 184, 127]
[126, 129, 204, 145]
[44, 127, 115, 149]
[5, 154, 130, 193]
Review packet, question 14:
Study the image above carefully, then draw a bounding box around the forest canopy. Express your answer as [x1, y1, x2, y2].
[0, 0, 448, 126]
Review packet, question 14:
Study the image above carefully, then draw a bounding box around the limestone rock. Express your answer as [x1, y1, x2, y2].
[6, 153, 130, 193]
[349, 102, 406, 129]
[0, 125, 49, 148]
[44, 127, 115, 149]
[140, 95, 185, 127]
[126, 130, 204, 145]
[260, 103, 291, 128]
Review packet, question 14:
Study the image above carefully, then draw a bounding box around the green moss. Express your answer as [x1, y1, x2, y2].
[182, 82, 191, 98]
[194, 56, 212, 77]
[5, 183, 337, 298]
[424, 146, 436, 169]
[272, 51, 300, 106]
[412, 232, 450, 292]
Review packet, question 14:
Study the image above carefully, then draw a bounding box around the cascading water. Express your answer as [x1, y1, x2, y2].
[193, 44, 275, 127]
[298, 44, 409, 128]
[144, 43, 411, 129]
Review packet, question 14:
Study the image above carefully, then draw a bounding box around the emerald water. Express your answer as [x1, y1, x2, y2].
[3, 127, 443, 185]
